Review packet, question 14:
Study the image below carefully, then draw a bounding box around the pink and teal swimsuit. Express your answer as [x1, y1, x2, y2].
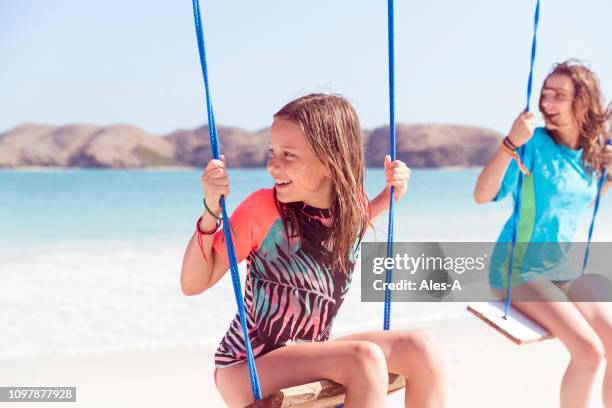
[212, 188, 359, 368]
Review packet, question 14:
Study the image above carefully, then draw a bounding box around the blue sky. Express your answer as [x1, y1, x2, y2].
[1, 0, 610, 136]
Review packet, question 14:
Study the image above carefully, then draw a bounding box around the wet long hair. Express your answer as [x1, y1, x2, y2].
[272, 93, 371, 276]
[539, 60, 611, 173]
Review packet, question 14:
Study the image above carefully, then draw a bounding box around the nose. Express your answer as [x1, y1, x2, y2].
[267, 155, 281, 173]
[541, 96, 554, 112]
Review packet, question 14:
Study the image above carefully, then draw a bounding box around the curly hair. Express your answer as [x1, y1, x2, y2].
[539, 59, 612, 173]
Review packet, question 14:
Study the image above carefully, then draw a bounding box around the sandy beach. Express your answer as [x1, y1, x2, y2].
[3, 169, 610, 407]
[1, 315, 605, 408]
[3, 0, 611, 405]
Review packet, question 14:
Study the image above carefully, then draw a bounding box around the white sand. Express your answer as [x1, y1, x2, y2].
[0, 316, 605, 408]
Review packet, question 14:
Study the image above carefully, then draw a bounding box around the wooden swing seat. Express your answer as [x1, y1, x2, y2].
[467, 301, 555, 345]
[245, 372, 405, 408]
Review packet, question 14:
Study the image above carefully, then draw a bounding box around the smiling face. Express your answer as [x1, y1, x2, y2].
[266, 118, 333, 208]
[537, 60, 610, 171]
[539, 73, 578, 132]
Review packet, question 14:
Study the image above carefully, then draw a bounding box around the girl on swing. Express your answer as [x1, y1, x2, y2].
[475, 60, 612, 408]
[181, 93, 447, 408]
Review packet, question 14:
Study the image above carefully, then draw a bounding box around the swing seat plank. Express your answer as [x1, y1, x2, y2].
[245, 372, 405, 408]
[467, 301, 555, 345]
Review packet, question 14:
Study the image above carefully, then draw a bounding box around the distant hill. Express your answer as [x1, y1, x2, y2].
[0, 122, 502, 168]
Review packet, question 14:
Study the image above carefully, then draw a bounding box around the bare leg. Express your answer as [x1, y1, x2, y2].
[334, 329, 447, 408]
[557, 276, 612, 408]
[497, 279, 605, 408]
[215, 340, 389, 408]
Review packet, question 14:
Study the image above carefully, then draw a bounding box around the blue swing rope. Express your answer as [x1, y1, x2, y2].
[503, 0, 540, 318]
[503, 0, 609, 317]
[190, 0, 262, 400]
[582, 138, 612, 275]
[191, 0, 403, 402]
[383, 0, 396, 331]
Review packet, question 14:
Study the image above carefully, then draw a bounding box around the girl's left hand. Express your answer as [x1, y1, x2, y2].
[384, 155, 411, 201]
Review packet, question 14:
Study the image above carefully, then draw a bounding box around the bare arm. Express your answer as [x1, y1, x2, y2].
[602, 145, 612, 197]
[180, 204, 225, 296]
[368, 186, 393, 224]
[180, 156, 230, 296]
[474, 111, 535, 204]
[602, 179, 612, 197]
[473, 147, 514, 203]
[368, 155, 411, 224]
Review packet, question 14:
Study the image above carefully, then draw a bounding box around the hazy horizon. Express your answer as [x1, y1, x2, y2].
[2, 0, 610, 136]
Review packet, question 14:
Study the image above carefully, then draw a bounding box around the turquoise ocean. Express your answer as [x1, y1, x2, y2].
[1, 168, 610, 357]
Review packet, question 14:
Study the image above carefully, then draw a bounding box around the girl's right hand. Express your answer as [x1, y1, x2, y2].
[507, 111, 536, 147]
[201, 155, 229, 213]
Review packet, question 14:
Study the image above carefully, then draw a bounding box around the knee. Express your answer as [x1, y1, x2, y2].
[398, 330, 446, 378]
[345, 342, 388, 387]
[351, 341, 388, 373]
[571, 337, 605, 370]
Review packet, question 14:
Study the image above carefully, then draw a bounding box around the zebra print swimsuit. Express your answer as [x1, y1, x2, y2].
[212, 188, 358, 368]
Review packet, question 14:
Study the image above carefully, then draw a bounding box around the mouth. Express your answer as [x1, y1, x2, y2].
[274, 178, 293, 189]
[544, 112, 560, 121]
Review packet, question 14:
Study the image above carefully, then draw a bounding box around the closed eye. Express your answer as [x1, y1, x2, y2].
[556, 93, 571, 100]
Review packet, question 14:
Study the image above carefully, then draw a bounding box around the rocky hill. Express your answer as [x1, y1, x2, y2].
[0, 122, 502, 168]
